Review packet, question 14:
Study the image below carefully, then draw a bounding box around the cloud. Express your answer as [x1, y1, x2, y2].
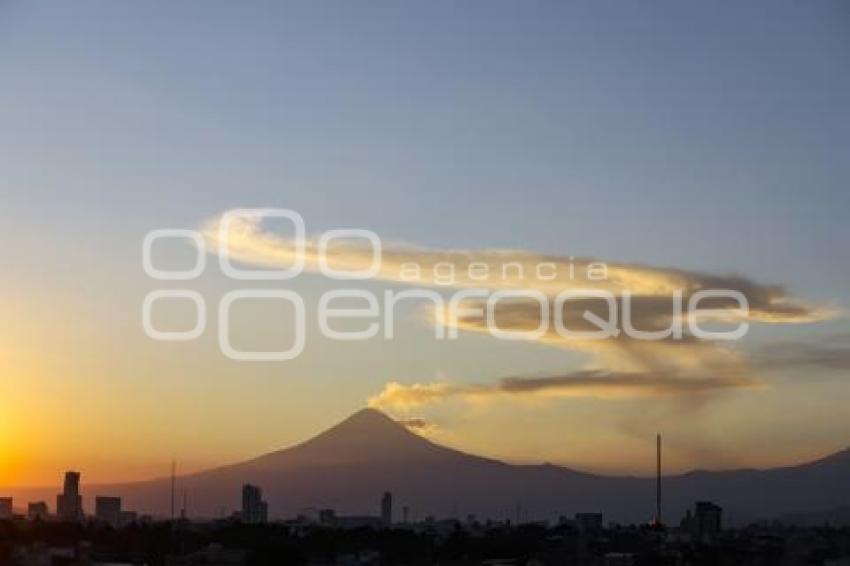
[201, 211, 831, 325]
[201, 210, 836, 407]
[396, 417, 439, 434]
[499, 370, 759, 395]
[368, 370, 761, 411]
[435, 294, 751, 374]
[368, 382, 463, 411]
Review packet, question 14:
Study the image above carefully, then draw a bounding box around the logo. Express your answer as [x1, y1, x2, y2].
[143, 209, 749, 361]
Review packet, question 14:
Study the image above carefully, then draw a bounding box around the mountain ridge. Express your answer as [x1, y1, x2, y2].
[102, 408, 850, 524]
[4, 408, 848, 525]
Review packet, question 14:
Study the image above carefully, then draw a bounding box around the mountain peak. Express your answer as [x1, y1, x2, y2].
[344, 407, 398, 427]
[317, 407, 413, 442]
[269, 407, 447, 466]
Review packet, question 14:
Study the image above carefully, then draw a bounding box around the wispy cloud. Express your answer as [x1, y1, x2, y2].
[368, 370, 761, 411]
[395, 417, 439, 435]
[201, 212, 831, 325]
[202, 210, 837, 410]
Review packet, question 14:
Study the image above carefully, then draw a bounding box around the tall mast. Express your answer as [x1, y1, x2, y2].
[656, 434, 662, 525]
[171, 457, 176, 521]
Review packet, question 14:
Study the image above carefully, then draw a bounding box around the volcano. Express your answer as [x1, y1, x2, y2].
[10, 408, 850, 525]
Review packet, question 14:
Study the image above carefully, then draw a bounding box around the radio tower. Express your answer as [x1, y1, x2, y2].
[170, 457, 176, 521]
[655, 433, 662, 527]
[181, 488, 187, 520]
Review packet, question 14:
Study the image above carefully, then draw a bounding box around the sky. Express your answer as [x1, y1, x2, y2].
[1, 0, 849, 487]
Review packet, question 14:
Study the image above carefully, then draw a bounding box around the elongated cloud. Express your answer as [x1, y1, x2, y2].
[202, 210, 836, 404]
[202, 211, 829, 324]
[368, 370, 761, 410]
[437, 296, 750, 374]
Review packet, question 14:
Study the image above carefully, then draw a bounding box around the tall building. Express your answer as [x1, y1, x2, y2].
[95, 496, 122, 527]
[0, 497, 12, 519]
[681, 501, 723, 540]
[28, 502, 49, 521]
[241, 484, 268, 524]
[381, 491, 392, 526]
[694, 501, 722, 537]
[57, 471, 83, 521]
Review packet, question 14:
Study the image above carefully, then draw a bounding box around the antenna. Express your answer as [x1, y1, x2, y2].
[171, 457, 176, 521]
[656, 434, 662, 526]
[181, 488, 187, 520]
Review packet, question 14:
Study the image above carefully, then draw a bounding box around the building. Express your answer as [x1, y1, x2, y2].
[682, 501, 723, 540]
[56, 471, 83, 521]
[241, 484, 268, 524]
[575, 512, 604, 533]
[0, 497, 12, 519]
[694, 501, 722, 536]
[381, 491, 392, 526]
[95, 496, 122, 527]
[319, 508, 337, 526]
[28, 501, 49, 521]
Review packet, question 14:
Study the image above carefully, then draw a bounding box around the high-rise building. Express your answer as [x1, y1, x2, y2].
[681, 501, 723, 540]
[694, 501, 722, 537]
[95, 496, 122, 527]
[57, 471, 83, 521]
[0, 497, 12, 519]
[381, 491, 392, 526]
[28, 502, 49, 521]
[575, 512, 603, 533]
[241, 484, 268, 524]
